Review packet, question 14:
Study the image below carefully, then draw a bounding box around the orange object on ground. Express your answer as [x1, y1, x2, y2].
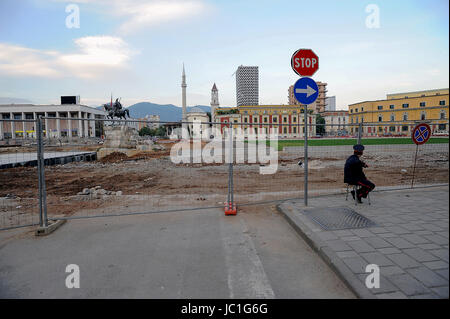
[224, 202, 237, 215]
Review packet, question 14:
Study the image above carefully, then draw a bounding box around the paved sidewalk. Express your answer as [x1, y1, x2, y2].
[278, 186, 449, 299]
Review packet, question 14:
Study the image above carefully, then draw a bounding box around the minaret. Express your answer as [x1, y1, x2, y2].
[181, 63, 187, 137]
[210, 83, 219, 123]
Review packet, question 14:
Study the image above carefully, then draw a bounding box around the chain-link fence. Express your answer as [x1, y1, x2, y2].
[0, 116, 448, 231]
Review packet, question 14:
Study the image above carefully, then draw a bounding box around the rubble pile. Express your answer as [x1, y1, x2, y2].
[77, 186, 123, 199]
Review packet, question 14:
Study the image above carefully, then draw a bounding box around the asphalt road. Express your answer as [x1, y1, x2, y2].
[0, 204, 354, 298]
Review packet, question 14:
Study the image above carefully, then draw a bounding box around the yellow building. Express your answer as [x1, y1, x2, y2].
[348, 88, 449, 136]
[215, 105, 316, 138]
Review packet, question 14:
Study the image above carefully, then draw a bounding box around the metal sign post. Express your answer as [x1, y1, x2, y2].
[410, 123, 431, 189]
[304, 106, 308, 206]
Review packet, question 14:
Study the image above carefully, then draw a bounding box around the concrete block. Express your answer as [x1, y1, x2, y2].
[35, 220, 66, 236]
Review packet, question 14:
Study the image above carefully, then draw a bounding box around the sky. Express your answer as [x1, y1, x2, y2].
[0, 0, 448, 109]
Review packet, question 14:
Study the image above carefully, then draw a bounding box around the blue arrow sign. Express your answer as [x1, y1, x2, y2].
[293, 77, 319, 105]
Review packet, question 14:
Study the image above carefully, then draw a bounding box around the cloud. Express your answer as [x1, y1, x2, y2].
[115, 0, 206, 34]
[0, 36, 135, 79]
[53, 0, 207, 33]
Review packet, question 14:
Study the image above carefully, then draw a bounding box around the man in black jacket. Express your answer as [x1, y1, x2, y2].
[344, 144, 375, 203]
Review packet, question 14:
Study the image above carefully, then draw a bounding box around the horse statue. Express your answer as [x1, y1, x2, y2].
[103, 98, 130, 121]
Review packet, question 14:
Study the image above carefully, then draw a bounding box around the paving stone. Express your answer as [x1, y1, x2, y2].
[387, 273, 430, 296]
[340, 236, 361, 242]
[351, 229, 375, 238]
[378, 247, 402, 255]
[422, 224, 444, 232]
[341, 256, 368, 274]
[402, 234, 430, 245]
[364, 237, 392, 249]
[361, 252, 395, 267]
[347, 240, 376, 253]
[418, 243, 441, 250]
[415, 230, 434, 236]
[424, 234, 449, 246]
[385, 226, 411, 235]
[406, 267, 449, 288]
[380, 265, 405, 276]
[384, 237, 415, 249]
[402, 224, 424, 231]
[336, 251, 359, 258]
[378, 233, 397, 238]
[386, 254, 421, 269]
[437, 231, 449, 239]
[429, 249, 449, 263]
[326, 240, 352, 252]
[376, 291, 408, 299]
[423, 260, 449, 270]
[368, 227, 389, 234]
[333, 230, 354, 237]
[431, 286, 449, 298]
[316, 231, 339, 241]
[436, 269, 449, 281]
[403, 248, 440, 262]
[357, 274, 398, 294]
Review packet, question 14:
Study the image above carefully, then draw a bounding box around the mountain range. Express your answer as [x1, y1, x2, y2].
[97, 102, 211, 122]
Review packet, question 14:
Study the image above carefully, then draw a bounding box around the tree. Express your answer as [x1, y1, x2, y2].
[316, 114, 325, 135]
[138, 126, 152, 136]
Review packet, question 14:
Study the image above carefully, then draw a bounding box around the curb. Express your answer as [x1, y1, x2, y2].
[276, 202, 377, 299]
[35, 220, 66, 236]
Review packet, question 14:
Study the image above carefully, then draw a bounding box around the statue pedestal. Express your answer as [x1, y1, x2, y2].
[103, 125, 138, 148]
[97, 125, 158, 160]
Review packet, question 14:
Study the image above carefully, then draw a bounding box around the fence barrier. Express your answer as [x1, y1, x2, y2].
[0, 116, 448, 231]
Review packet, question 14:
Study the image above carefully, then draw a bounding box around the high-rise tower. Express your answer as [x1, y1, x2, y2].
[236, 65, 259, 106]
[181, 63, 187, 137]
[210, 83, 219, 123]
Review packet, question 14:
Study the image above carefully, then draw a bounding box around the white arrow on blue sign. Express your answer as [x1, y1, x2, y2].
[293, 77, 319, 105]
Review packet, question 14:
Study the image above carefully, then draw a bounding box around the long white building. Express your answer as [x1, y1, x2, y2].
[0, 103, 106, 139]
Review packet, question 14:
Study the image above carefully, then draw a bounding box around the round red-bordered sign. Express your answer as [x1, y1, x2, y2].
[412, 123, 431, 145]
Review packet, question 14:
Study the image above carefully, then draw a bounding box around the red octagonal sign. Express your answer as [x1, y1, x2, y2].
[291, 49, 319, 77]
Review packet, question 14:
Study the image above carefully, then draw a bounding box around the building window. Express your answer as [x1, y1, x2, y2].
[378, 115, 382, 122]
[355, 108, 358, 113]
[402, 103, 409, 108]
[389, 126, 395, 132]
[390, 105, 395, 109]
[402, 126, 409, 132]
[420, 102, 426, 107]
[420, 112, 426, 120]
[390, 114, 395, 122]
[361, 116, 364, 123]
[440, 111, 446, 119]
[378, 126, 383, 132]
[377, 105, 383, 110]
[253, 117, 258, 123]
[283, 117, 287, 123]
[273, 117, 277, 123]
[438, 124, 446, 130]
[283, 127, 287, 134]
[361, 107, 364, 112]
[439, 100, 446, 105]
[293, 127, 297, 133]
[403, 113, 408, 121]
[264, 117, 268, 123]
[293, 117, 297, 123]
[350, 109, 353, 113]
[244, 117, 248, 123]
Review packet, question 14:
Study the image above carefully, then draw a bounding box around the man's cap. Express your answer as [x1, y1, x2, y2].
[353, 144, 365, 151]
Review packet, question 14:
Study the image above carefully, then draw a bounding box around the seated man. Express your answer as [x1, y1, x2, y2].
[344, 144, 375, 203]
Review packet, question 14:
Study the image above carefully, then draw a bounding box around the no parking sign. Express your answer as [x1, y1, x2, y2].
[412, 123, 431, 145]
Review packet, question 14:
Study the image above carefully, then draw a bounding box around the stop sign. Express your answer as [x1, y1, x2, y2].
[291, 49, 319, 77]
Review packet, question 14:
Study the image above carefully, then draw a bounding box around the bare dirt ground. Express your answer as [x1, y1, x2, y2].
[1, 142, 448, 228]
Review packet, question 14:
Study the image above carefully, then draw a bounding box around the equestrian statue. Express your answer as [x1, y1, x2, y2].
[103, 98, 130, 120]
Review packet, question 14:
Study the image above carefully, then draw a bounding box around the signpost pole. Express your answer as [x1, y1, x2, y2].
[304, 106, 308, 206]
[411, 144, 419, 189]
